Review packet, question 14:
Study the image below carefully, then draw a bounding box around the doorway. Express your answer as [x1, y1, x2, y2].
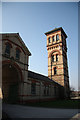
[2, 64, 20, 103]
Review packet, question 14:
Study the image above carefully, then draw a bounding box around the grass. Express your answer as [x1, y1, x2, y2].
[24, 99, 80, 109]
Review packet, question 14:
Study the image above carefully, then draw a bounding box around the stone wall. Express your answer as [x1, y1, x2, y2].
[2, 33, 31, 102]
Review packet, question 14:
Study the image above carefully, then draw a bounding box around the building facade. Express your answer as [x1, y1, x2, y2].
[2, 33, 31, 103]
[1, 27, 69, 103]
[27, 70, 64, 102]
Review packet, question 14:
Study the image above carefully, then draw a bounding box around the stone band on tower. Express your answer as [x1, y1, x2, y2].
[45, 27, 69, 97]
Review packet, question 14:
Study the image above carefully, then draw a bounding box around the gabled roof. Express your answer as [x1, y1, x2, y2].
[28, 70, 62, 87]
[45, 27, 67, 38]
[1, 33, 31, 56]
[16, 33, 31, 56]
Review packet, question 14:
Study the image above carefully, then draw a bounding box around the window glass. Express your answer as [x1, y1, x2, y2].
[47, 86, 49, 95]
[44, 86, 46, 95]
[5, 43, 10, 56]
[52, 55, 54, 62]
[48, 37, 51, 43]
[56, 34, 59, 41]
[31, 83, 36, 94]
[52, 36, 54, 42]
[16, 49, 20, 60]
[62, 35, 63, 41]
[54, 67, 57, 75]
[56, 54, 58, 61]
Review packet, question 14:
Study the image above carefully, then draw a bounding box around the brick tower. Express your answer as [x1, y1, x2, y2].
[45, 27, 70, 97]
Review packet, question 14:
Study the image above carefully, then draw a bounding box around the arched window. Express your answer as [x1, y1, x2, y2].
[5, 43, 11, 56]
[56, 34, 59, 41]
[31, 82, 36, 94]
[16, 48, 20, 60]
[47, 86, 49, 96]
[44, 86, 46, 96]
[61, 35, 63, 41]
[54, 67, 57, 75]
[52, 36, 54, 42]
[52, 55, 54, 62]
[56, 54, 58, 61]
[48, 37, 51, 43]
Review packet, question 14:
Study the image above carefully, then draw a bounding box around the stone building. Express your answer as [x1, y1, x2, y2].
[2, 33, 31, 103]
[27, 70, 64, 102]
[45, 27, 70, 97]
[1, 27, 69, 103]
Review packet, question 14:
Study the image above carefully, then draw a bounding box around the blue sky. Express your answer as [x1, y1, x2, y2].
[2, 2, 78, 90]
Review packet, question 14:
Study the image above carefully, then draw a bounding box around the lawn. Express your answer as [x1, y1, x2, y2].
[25, 99, 80, 109]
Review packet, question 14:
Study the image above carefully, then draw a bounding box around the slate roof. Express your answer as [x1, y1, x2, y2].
[28, 70, 62, 86]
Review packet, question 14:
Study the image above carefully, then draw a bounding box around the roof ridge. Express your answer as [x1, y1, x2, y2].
[28, 70, 48, 78]
[28, 70, 62, 86]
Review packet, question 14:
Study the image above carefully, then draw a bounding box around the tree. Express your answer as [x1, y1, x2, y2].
[70, 86, 75, 98]
[70, 86, 75, 92]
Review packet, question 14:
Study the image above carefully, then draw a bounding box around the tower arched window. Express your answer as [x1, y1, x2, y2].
[52, 36, 54, 42]
[16, 48, 21, 60]
[52, 55, 54, 62]
[54, 67, 57, 75]
[56, 54, 58, 61]
[56, 34, 59, 41]
[61, 35, 63, 41]
[48, 37, 51, 43]
[5, 43, 11, 56]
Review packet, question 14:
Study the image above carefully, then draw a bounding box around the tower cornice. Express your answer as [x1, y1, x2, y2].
[45, 27, 67, 38]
